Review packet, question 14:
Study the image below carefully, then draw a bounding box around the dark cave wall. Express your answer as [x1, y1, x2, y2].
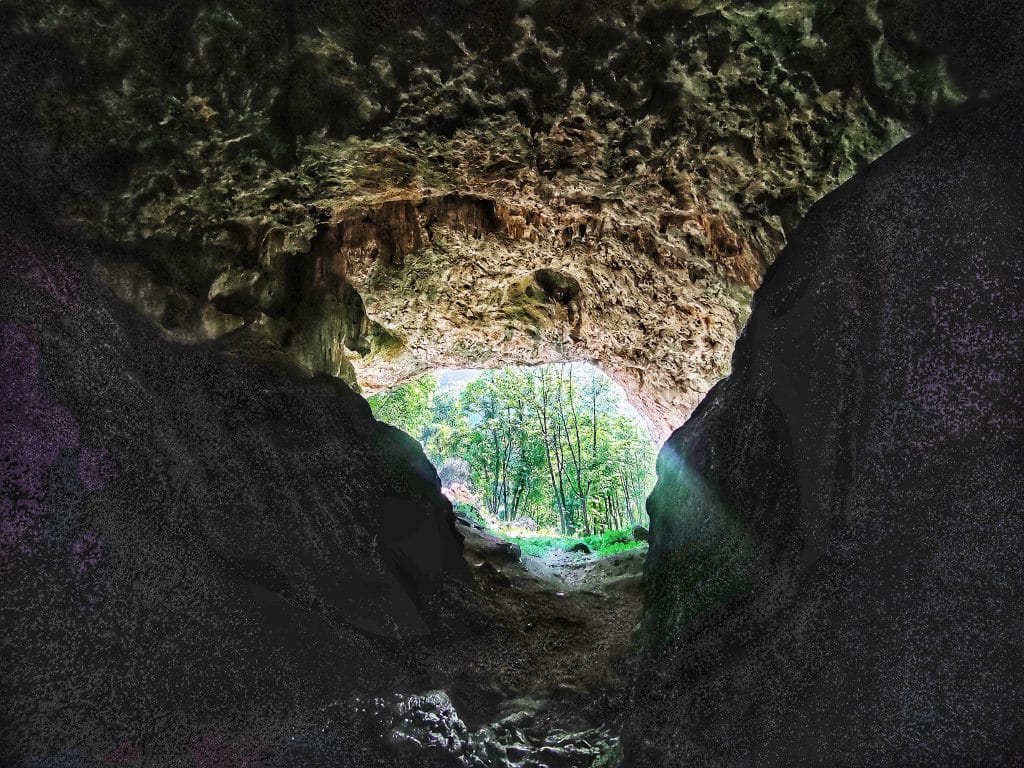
[629, 89, 1024, 766]
[0, 205, 487, 765]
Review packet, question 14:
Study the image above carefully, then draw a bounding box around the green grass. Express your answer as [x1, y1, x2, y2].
[591, 540, 643, 557]
[505, 527, 646, 559]
[578, 528, 646, 557]
[506, 534, 567, 558]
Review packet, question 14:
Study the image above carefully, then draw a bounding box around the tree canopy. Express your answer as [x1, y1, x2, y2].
[368, 365, 656, 536]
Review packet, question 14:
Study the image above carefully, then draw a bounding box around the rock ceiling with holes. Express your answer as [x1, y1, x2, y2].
[2, 0, 959, 437]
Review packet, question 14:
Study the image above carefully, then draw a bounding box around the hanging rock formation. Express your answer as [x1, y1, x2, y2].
[0, 0, 960, 438]
[629, 85, 1024, 765]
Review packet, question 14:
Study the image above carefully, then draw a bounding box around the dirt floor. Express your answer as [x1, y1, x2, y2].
[441, 522, 647, 733]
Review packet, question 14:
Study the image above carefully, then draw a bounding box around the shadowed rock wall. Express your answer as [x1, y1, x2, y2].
[0, 194, 488, 765]
[629, 87, 1024, 765]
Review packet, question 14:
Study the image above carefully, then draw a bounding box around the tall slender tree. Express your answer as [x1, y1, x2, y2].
[369, 364, 657, 535]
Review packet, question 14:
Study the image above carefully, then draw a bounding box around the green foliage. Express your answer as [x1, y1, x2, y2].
[367, 375, 437, 440]
[577, 528, 645, 557]
[594, 541, 643, 557]
[506, 535, 568, 558]
[368, 364, 657, 539]
[453, 502, 487, 528]
[506, 528, 646, 559]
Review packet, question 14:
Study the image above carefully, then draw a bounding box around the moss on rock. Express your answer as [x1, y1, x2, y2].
[1, 0, 963, 434]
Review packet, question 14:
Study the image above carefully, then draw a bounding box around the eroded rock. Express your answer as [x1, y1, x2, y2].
[629, 88, 1024, 765]
[0, 199, 487, 765]
[348, 691, 616, 768]
[0, 0, 964, 437]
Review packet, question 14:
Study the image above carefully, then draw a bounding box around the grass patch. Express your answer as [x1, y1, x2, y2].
[504, 528, 646, 559]
[577, 528, 646, 557]
[591, 540, 643, 557]
[506, 534, 568, 558]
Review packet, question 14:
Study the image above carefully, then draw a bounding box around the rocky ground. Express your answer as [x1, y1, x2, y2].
[459, 523, 646, 715]
[349, 521, 649, 766]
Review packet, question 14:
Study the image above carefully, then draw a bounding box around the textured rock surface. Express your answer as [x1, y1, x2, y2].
[4, 3, 1023, 765]
[629, 88, 1024, 765]
[344, 690, 615, 767]
[0, 0, 961, 437]
[0, 195, 489, 765]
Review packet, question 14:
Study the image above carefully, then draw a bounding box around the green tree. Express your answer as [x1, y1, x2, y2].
[366, 374, 437, 442]
[422, 389, 470, 465]
[368, 364, 657, 537]
[460, 370, 545, 521]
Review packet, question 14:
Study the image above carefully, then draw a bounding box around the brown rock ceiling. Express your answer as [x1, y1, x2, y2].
[2, 0, 960, 438]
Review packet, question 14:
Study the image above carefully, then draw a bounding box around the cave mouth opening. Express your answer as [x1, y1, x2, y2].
[368, 362, 657, 557]
[366, 363, 653, 764]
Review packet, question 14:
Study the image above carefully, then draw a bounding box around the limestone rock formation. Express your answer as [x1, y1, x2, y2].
[0, 197, 489, 765]
[3, 2, 1022, 765]
[342, 690, 615, 767]
[629, 89, 1024, 765]
[0, 0, 961, 437]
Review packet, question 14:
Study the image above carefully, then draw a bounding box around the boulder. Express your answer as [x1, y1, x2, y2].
[628, 90, 1024, 764]
[509, 516, 540, 532]
[443, 481, 483, 510]
[500, 542, 523, 562]
[438, 458, 473, 488]
[455, 513, 486, 531]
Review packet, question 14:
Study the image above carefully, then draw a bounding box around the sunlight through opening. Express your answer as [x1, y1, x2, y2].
[369, 363, 657, 558]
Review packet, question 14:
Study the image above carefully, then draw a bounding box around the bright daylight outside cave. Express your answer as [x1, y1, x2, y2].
[370, 363, 656, 550]
[1, 1, 1022, 766]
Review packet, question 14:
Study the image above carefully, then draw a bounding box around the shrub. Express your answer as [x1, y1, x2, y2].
[505, 527, 647, 559]
[506, 534, 566, 558]
[576, 528, 645, 556]
[453, 502, 487, 528]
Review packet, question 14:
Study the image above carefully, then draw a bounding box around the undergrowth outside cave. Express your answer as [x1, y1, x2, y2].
[368, 362, 657, 555]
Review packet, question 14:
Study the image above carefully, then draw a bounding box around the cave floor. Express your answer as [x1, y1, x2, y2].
[350, 524, 645, 765]
[450, 523, 646, 732]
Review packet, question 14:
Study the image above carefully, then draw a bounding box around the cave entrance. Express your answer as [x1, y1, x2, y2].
[367, 363, 655, 764]
[368, 362, 656, 557]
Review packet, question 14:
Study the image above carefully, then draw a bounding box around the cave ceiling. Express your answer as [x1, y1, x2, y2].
[3, 0, 959, 438]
